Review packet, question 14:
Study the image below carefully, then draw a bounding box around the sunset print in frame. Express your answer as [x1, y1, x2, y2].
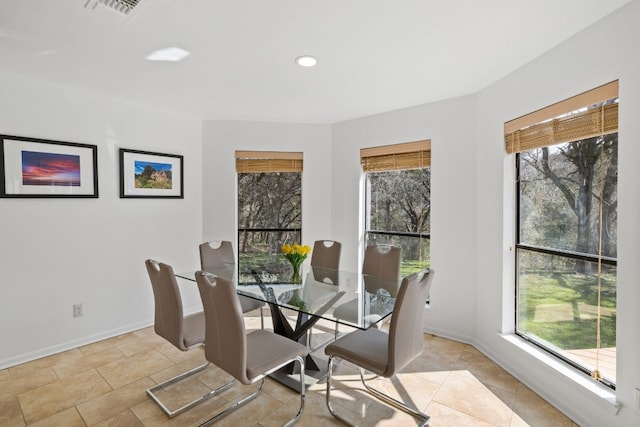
[0, 135, 98, 198]
[119, 148, 183, 198]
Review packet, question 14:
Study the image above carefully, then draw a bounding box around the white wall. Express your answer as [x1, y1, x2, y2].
[202, 120, 334, 248]
[331, 95, 478, 342]
[473, 2, 640, 426]
[0, 72, 203, 368]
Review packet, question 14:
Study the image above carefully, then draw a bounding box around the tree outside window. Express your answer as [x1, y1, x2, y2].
[515, 98, 618, 388]
[237, 172, 302, 276]
[365, 168, 430, 276]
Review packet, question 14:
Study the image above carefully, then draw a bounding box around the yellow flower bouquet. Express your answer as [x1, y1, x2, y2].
[281, 243, 311, 283]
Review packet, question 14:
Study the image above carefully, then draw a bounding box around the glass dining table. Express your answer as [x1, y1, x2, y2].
[176, 263, 400, 391]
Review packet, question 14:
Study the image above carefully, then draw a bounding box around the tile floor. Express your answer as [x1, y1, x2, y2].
[0, 311, 579, 426]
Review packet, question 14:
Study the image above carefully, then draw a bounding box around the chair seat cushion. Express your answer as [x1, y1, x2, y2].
[333, 299, 384, 328]
[245, 330, 309, 383]
[182, 312, 206, 348]
[325, 328, 389, 376]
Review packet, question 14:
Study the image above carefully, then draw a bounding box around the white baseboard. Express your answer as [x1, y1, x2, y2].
[0, 319, 153, 370]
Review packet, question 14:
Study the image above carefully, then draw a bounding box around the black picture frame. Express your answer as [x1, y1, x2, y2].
[0, 134, 99, 198]
[119, 148, 184, 199]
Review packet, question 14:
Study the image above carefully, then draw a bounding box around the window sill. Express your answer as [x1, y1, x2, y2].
[499, 333, 620, 413]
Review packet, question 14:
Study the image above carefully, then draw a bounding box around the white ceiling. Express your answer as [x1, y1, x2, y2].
[0, 0, 631, 123]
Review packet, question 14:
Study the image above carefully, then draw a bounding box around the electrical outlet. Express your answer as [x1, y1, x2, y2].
[73, 304, 83, 318]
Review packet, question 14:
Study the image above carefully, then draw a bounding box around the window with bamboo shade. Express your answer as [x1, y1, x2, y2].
[235, 150, 303, 173]
[361, 140, 432, 278]
[508, 81, 618, 389]
[360, 139, 430, 172]
[235, 150, 303, 275]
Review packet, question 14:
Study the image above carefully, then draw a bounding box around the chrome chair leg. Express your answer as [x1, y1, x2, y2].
[326, 356, 356, 427]
[147, 362, 236, 418]
[285, 355, 306, 427]
[359, 368, 430, 426]
[326, 356, 430, 427]
[200, 378, 266, 427]
[199, 355, 306, 427]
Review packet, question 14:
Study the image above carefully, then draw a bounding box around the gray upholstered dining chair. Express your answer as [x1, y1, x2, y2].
[310, 240, 342, 270]
[306, 240, 342, 347]
[332, 244, 401, 337]
[325, 269, 434, 427]
[199, 240, 265, 329]
[195, 270, 309, 427]
[145, 259, 232, 418]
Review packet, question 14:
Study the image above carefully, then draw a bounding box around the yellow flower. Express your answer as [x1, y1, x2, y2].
[281, 243, 312, 265]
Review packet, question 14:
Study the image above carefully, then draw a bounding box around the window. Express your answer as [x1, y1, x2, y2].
[506, 81, 618, 388]
[361, 140, 431, 277]
[236, 151, 303, 277]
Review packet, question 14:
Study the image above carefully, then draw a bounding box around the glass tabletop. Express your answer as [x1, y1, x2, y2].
[176, 263, 399, 330]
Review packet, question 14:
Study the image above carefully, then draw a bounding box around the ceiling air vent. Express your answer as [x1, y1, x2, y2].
[84, 0, 143, 18]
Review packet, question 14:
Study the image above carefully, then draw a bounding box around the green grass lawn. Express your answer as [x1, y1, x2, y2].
[518, 270, 616, 350]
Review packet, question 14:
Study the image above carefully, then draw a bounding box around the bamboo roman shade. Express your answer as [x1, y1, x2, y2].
[360, 140, 431, 172]
[504, 80, 619, 154]
[235, 150, 303, 173]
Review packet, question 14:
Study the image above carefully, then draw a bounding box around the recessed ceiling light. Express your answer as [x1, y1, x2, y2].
[295, 55, 317, 67]
[145, 47, 190, 62]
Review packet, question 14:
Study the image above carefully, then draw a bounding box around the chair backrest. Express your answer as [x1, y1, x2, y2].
[362, 244, 401, 281]
[145, 259, 187, 351]
[195, 271, 250, 384]
[199, 240, 235, 269]
[310, 240, 342, 270]
[385, 269, 434, 377]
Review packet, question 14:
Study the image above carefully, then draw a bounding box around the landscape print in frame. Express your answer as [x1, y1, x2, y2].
[119, 148, 183, 198]
[0, 134, 98, 198]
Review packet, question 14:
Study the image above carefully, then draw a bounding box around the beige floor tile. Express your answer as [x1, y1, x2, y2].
[148, 376, 215, 414]
[155, 341, 205, 364]
[259, 391, 341, 427]
[97, 349, 173, 389]
[262, 377, 301, 404]
[131, 394, 229, 427]
[27, 407, 86, 427]
[53, 346, 126, 379]
[116, 334, 167, 357]
[18, 369, 112, 424]
[379, 371, 440, 408]
[453, 348, 520, 395]
[148, 353, 209, 385]
[79, 334, 133, 356]
[2, 328, 580, 427]
[0, 368, 59, 402]
[512, 383, 575, 426]
[199, 387, 284, 427]
[91, 409, 145, 427]
[425, 401, 496, 427]
[485, 382, 518, 411]
[403, 357, 452, 385]
[8, 349, 84, 380]
[0, 396, 25, 426]
[433, 371, 513, 426]
[76, 377, 155, 426]
[131, 326, 156, 338]
[327, 387, 418, 427]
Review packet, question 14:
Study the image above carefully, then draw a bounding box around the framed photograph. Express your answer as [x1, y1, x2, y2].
[119, 148, 183, 198]
[0, 134, 98, 198]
